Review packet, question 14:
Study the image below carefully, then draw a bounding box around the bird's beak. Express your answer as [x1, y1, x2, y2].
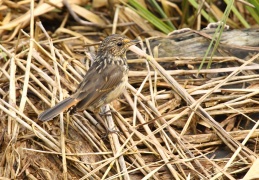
[131, 39, 141, 44]
[124, 38, 140, 46]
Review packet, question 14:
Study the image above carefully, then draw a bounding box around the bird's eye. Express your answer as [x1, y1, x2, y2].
[117, 42, 123, 46]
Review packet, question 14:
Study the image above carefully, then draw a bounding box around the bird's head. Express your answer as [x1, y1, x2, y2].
[97, 34, 139, 57]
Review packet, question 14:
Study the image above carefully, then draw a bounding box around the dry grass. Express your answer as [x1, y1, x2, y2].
[0, 0, 259, 179]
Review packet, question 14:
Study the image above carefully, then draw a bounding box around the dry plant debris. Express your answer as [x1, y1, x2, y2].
[0, 0, 259, 179]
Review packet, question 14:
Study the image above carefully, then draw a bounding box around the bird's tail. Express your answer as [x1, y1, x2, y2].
[38, 97, 78, 122]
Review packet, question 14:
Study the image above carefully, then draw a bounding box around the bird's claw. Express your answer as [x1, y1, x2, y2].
[101, 127, 121, 139]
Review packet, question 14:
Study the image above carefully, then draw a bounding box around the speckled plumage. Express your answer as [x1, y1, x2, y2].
[38, 34, 138, 122]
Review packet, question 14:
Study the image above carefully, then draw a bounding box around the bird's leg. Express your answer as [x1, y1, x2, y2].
[96, 113, 119, 132]
[96, 108, 120, 137]
[95, 113, 121, 138]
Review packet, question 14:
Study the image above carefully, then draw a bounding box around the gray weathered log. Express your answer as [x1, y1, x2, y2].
[149, 28, 259, 59]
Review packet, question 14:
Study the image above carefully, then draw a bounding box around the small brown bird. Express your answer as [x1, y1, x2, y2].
[39, 34, 138, 121]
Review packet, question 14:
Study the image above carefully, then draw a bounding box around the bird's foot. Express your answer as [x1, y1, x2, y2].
[101, 127, 121, 139]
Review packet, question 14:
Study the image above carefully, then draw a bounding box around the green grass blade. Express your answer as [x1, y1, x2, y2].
[148, 0, 176, 29]
[188, 0, 215, 23]
[128, 0, 173, 34]
[246, 0, 259, 24]
[198, 0, 235, 72]
[223, 0, 250, 28]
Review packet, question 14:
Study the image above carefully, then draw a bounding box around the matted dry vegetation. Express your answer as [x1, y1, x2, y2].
[0, 0, 259, 179]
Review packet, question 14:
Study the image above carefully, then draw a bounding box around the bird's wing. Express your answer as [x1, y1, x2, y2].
[71, 62, 125, 110]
